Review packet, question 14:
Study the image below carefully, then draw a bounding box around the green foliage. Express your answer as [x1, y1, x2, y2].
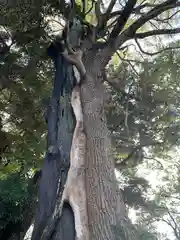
[0, 1, 180, 239]
[108, 46, 180, 239]
[0, 173, 36, 230]
[108, 46, 180, 169]
[0, 3, 52, 233]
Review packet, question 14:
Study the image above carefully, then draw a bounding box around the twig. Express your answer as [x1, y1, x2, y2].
[135, 38, 180, 56]
[117, 141, 163, 166]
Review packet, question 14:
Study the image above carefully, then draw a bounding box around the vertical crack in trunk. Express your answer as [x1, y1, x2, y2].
[61, 84, 89, 240]
[32, 32, 138, 239]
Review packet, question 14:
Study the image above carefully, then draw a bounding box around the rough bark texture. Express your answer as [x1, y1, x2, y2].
[32, 27, 138, 239]
[78, 51, 138, 240]
[32, 47, 138, 240]
[78, 54, 124, 239]
[31, 44, 76, 240]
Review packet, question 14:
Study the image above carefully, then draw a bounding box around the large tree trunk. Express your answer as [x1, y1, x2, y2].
[32, 36, 137, 240]
[78, 53, 132, 239]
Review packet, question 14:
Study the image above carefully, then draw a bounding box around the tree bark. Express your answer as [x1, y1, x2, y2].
[78, 54, 133, 239]
[31, 43, 76, 240]
[32, 30, 137, 240]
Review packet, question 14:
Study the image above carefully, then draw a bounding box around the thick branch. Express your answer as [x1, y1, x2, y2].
[99, 0, 180, 66]
[95, 0, 101, 24]
[98, 0, 116, 29]
[108, 3, 160, 19]
[105, 0, 116, 16]
[109, 0, 138, 40]
[134, 3, 160, 12]
[134, 27, 180, 38]
[125, 0, 179, 37]
[108, 2, 161, 20]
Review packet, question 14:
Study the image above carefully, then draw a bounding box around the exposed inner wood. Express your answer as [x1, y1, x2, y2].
[61, 84, 89, 240]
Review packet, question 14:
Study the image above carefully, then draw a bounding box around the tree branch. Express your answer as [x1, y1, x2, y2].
[135, 38, 180, 56]
[95, 0, 102, 26]
[104, 0, 117, 18]
[108, 3, 159, 20]
[154, 9, 180, 22]
[85, 0, 95, 15]
[109, 0, 138, 41]
[134, 27, 180, 38]
[95, 0, 117, 38]
[106, 77, 141, 102]
[143, 156, 164, 168]
[166, 210, 180, 239]
[97, 0, 180, 67]
[116, 141, 163, 167]
[161, 218, 176, 232]
[125, 0, 180, 37]
[134, 3, 160, 12]
[81, 0, 86, 16]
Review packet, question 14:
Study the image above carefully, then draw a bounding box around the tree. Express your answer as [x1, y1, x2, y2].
[109, 47, 180, 240]
[0, 0, 180, 239]
[0, 171, 41, 240]
[108, 43, 180, 169]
